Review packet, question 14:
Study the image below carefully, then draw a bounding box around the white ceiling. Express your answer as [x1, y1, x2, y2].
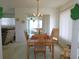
[1, 0, 73, 15]
[13, 0, 73, 8]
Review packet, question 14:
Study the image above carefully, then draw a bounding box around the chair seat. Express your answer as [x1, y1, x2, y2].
[34, 48, 46, 52]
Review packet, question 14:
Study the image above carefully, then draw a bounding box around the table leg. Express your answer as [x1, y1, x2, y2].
[27, 43, 29, 59]
[51, 44, 54, 59]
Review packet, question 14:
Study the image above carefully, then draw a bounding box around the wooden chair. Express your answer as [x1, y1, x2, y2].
[49, 28, 59, 52]
[50, 28, 59, 40]
[34, 46, 46, 59]
[31, 34, 47, 59]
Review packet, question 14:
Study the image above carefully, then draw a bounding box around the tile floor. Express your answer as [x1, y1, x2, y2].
[3, 42, 51, 59]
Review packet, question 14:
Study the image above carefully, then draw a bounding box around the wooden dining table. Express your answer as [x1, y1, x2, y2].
[31, 34, 50, 39]
[26, 34, 56, 59]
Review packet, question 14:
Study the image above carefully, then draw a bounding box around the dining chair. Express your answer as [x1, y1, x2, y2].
[49, 28, 59, 52]
[34, 46, 46, 59]
[31, 34, 49, 59]
[31, 34, 47, 59]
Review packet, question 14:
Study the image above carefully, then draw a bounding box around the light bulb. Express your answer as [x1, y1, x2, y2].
[37, 13, 40, 16]
[40, 13, 43, 16]
[33, 13, 36, 16]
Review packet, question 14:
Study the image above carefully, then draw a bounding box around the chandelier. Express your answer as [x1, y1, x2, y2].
[33, 0, 43, 17]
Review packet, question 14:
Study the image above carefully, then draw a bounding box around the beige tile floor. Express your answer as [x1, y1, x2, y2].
[3, 42, 27, 59]
[3, 42, 51, 59]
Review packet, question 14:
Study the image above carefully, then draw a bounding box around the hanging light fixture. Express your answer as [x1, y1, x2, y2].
[33, 0, 43, 17]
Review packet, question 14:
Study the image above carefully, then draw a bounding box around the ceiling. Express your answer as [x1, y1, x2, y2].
[1, 0, 73, 16]
[13, 0, 72, 8]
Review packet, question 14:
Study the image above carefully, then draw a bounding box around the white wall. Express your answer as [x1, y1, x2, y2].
[75, 0, 79, 58]
[15, 8, 27, 42]
[49, 9, 60, 34]
[71, 20, 79, 59]
[15, 20, 26, 42]
[0, 19, 3, 59]
[76, 0, 79, 4]
[42, 15, 50, 34]
[50, 14, 56, 34]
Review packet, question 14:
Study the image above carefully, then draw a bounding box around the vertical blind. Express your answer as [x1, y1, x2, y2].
[60, 9, 72, 42]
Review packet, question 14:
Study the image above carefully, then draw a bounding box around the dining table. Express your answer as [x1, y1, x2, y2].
[26, 34, 56, 59]
[31, 34, 50, 40]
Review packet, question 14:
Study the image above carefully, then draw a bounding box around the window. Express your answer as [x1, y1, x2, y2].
[60, 9, 72, 42]
[1, 18, 15, 26]
[26, 17, 42, 37]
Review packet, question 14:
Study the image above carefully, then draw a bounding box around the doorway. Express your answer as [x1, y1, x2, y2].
[1, 18, 15, 45]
